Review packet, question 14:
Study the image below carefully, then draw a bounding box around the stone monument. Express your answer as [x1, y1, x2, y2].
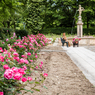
[77, 5, 84, 37]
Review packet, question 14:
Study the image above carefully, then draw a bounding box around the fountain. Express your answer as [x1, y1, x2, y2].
[68, 5, 95, 46]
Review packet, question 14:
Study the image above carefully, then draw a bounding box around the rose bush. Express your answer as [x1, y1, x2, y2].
[0, 32, 49, 95]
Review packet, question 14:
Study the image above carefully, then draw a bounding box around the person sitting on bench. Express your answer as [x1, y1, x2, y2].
[62, 32, 70, 47]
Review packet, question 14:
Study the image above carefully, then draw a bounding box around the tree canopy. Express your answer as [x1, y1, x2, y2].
[0, 0, 95, 33]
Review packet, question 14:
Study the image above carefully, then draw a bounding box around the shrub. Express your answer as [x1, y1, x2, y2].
[15, 29, 29, 38]
[0, 33, 49, 95]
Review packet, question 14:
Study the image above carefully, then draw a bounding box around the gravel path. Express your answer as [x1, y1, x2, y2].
[84, 46, 95, 52]
[21, 46, 95, 95]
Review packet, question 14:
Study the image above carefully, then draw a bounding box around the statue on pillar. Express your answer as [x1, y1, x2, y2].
[77, 5, 84, 37]
[78, 5, 84, 16]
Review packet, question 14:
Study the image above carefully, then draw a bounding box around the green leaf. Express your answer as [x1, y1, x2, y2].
[29, 81, 34, 84]
[23, 89, 34, 93]
[43, 86, 48, 89]
[34, 89, 40, 91]
[35, 82, 40, 84]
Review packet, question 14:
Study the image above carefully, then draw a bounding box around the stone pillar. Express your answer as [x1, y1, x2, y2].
[77, 5, 84, 37]
[77, 16, 83, 37]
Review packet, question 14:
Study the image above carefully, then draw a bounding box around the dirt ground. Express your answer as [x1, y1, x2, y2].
[22, 45, 95, 95]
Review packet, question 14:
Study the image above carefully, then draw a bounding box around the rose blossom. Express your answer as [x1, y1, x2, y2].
[0, 47, 3, 52]
[13, 52, 19, 57]
[13, 57, 19, 62]
[11, 37, 13, 39]
[41, 61, 43, 65]
[21, 55, 25, 57]
[6, 38, 8, 41]
[24, 43, 27, 45]
[35, 55, 37, 58]
[22, 77, 27, 82]
[4, 69, 13, 79]
[39, 64, 42, 69]
[30, 60, 33, 62]
[0, 92, 3, 95]
[12, 67, 18, 73]
[43, 73, 48, 78]
[24, 59, 29, 64]
[22, 65, 27, 70]
[13, 72, 22, 80]
[2, 42, 4, 44]
[27, 52, 31, 56]
[36, 66, 38, 69]
[27, 77, 32, 81]
[19, 58, 25, 64]
[0, 55, 4, 62]
[18, 68, 25, 75]
[3, 64, 9, 69]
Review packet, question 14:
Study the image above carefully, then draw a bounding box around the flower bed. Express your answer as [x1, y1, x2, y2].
[0, 32, 49, 95]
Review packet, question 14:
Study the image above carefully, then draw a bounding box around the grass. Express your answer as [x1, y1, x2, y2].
[44, 33, 77, 41]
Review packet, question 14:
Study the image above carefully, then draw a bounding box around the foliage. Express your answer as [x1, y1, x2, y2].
[15, 29, 29, 38]
[0, 27, 30, 39]
[1, 0, 95, 33]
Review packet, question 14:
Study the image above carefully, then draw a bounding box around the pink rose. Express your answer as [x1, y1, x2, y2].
[14, 57, 19, 62]
[19, 58, 25, 63]
[24, 43, 27, 45]
[18, 68, 25, 75]
[21, 55, 25, 57]
[39, 64, 42, 67]
[36, 66, 38, 69]
[11, 37, 13, 39]
[22, 66, 27, 70]
[27, 52, 31, 56]
[35, 55, 37, 58]
[0, 55, 4, 62]
[27, 77, 32, 81]
[13, 32, 16, 37]
[12, 67, 18, 73]
[13, 73, 22, 80]
[3, 64, 9, 69]
[4, 69, 13, 79]
[13, 52, 19, 57]
[6, 38, 8, 41]
[41, 61, 43, 65]
[19, 45, 23, 48]
[2, 42, 5, 44]
[0, 92, 3, 95]
[22, 77, 27, 82]
[0, 47, 3, 52]
[43, 73, 48, 78]
[24, 59, 29, 64]
[30, 60, 33, 62]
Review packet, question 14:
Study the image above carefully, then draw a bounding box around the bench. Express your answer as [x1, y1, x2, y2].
[60, 37, 68, 47]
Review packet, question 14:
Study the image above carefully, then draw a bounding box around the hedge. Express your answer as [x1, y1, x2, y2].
[0, 28, 29, 39]
[40, 27, 95, 35]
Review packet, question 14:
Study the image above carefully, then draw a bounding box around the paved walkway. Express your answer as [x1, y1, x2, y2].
[62, 46, 95, 86]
